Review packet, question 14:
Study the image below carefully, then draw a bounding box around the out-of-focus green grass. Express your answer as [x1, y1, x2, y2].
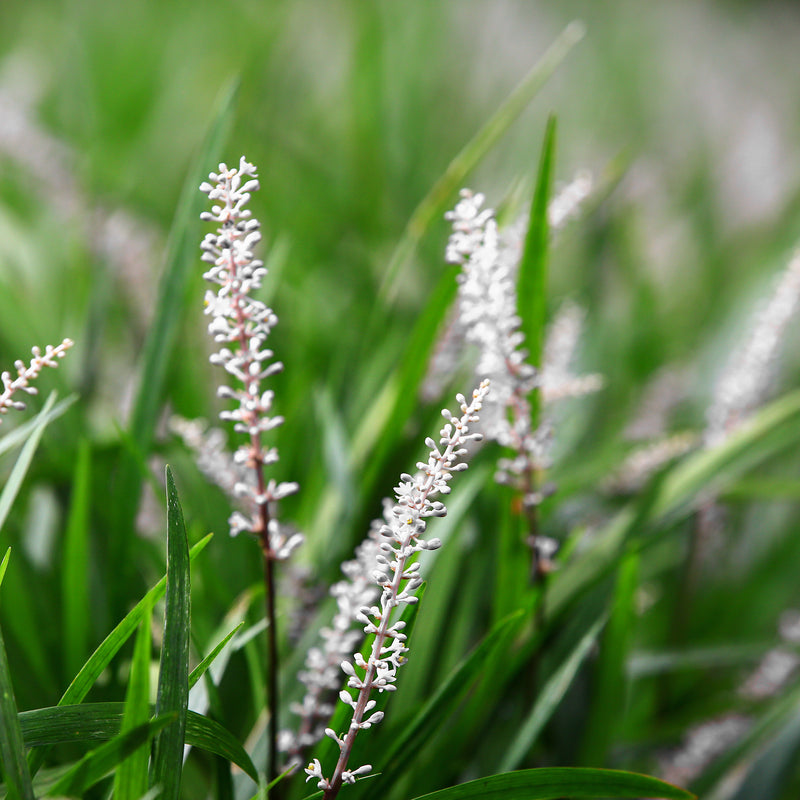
[2, 1, 800, 798]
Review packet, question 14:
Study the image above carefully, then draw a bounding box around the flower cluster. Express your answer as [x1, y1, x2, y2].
[445, 190, 601, 511]
[705, 247, 800, 448]
[305, 380, 490, 796]
[200, 157, 300, 555]
[541, 302, 604, 404]
[445, 190, 535, 448]
[281, 516, 383, 765]
[547, 169, 593, 230]
[0, 339, 74, 424]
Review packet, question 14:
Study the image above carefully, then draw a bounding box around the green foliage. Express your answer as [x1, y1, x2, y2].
[0, 552, 35, 800]
[151, 467, 191, 799]
[407, 768, 695, 800]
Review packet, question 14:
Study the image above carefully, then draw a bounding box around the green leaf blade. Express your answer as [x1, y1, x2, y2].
[518, 115, 556, 424]
[62, 439, 92, 682]
[378, 22, 584, 304]
[151, 466, 191, 800]
[0, 616, 35, 800]
[113, 598, 153, 800]
[499, 614, 606, 773]
[408, 767, 695, 800]
[48, 716, 174, 797]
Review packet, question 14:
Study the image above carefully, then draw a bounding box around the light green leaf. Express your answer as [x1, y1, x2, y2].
[377, 22, 584, 304]
[62, 439, 91, 682]
[0, 393, 75, 534]
[518, 115, 556, 423]
[113, 597, 152, 800]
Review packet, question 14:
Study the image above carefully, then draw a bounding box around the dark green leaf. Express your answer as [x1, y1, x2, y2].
[580, 550, 638, 765]
[151, 466, 191, 800]
[113, 597, 152, 800]
[371, 612, 524, 793]
[19, 703, 258, 783]
[27, 535, 212, 777]
[408, 767, 695, 800]
[47, 715, 174, 797]
[500, 614, 606, 772]
[0, 612, 35, 800]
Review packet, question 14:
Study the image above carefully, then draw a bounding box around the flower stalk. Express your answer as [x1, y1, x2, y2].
[305, 380, 490, 799]
[200, 157, 300, 788]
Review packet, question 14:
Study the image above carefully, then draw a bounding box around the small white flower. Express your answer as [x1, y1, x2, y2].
[304, 758, 330, 789]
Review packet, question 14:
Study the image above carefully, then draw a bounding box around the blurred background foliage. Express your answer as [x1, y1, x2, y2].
[2, 1, 800, 798]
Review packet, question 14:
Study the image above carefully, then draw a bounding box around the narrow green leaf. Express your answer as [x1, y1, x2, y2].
[628, 643, 767, 678]
[493, 485, 533, 625]
[47, 715, 174, 797]
[408, 768, 695, 800]
[377, 21, 585, 304]
[113, 598, 153, 800]
[62, 439, 92, 682]
[0, 396, 74, 459]
[500, 614, 606, 772]
[0, 393, 72, 533]
[723, 476, 800, 500]
[0, 558, 54, 693]
[151, 466, 191, 800]
[401, 468, 490, 705]
[652, 388, 800, 520]
[61, 535, 209, 706]
[0, 616, 35, 800]
[0, 547, 9, 586]
[580, 550, 638, 765]
[183, 713, 259, 784]
[361, 270, 458, 458]
[189, 621, 245, 690]
[108, 79, 238, 611]
[19, 704, 258, 783]
[517, 116, 556, 423]
[26, 534, 212, 777]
